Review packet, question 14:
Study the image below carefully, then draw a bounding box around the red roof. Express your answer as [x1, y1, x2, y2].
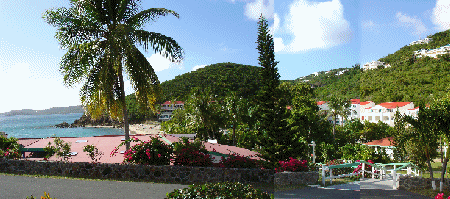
[379, 102, 411, 109]
[351, 99, 360, 104]
[362, 137, 395, 147]
[162, 101, 184, 105]
[408, 107, 419, 110]
[360, 101, 372, 106]
[317, 101, 327, 105]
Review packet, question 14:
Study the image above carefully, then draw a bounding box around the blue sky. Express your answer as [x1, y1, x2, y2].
[1, 0, 450, 113]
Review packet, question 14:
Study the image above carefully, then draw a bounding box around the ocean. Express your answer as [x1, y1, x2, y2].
[0, 113, 123, 138]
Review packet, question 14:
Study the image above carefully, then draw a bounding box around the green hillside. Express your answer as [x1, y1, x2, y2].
[361, 30, 450, 105]
[159, 62, 262, 102]
[292, 66, 361, 101]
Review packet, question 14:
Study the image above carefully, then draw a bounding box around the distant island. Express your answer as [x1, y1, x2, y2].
[2, 105, 85, 116]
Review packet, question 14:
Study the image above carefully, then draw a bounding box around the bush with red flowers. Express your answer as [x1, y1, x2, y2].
[111, 136, 173, 165]
[275, 157, 309, 173]
[353, 160, 378, 178]
[0, 136, 21, 159]
[172, 137, 212, 167]
[218, 153, 260, 169]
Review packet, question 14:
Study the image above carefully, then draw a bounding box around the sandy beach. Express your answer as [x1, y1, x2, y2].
[84, 121, 163, 135]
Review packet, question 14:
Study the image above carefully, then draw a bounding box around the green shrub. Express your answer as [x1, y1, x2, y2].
[166, 182, 273, 199]
[43, 137, 71, 161]
[172, 137, 212, 167]
[0, 136, 20, 159]
[112, 136, 173, 165]
[83, 144, 103, 162]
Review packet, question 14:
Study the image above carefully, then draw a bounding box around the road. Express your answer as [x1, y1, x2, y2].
[1, 174, 433, 199]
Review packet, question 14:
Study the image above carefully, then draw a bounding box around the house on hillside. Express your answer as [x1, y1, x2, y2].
[414, 44, 450, 58]
[362, 61, 391, 71]
[360, 102, 416, 126]
[159, 101, 184, 121]
[408, 37, 432, 46]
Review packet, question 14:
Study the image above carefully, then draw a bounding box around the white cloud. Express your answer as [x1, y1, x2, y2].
[244, 0, 274, 20]
[395, 12, 427, 36]
[274, 0, 352, 53]
[191, 65, 207, 72]
[269, 13, 280, 35]
[432, 0, 450, 31]
[362, 20, 375, 30]
[146, 53, 175, 72]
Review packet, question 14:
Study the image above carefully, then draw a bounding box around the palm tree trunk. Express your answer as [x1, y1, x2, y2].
[118, 69, 130, 151]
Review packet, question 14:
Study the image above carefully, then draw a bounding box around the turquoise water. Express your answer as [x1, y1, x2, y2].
[0, 113, 123, 138]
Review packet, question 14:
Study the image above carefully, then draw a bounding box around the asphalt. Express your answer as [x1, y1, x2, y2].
[1, 174, 433, 199]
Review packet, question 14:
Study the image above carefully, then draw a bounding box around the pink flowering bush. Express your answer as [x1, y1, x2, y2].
[111, 136, 172, 165]
[0, 136, 21, 159]
[218, 153, 260, 169]
[435, 193, 450, 199]
[172, 137, 212, 167]
[353, 160, 378, 178]
[275, 157, 308, 173]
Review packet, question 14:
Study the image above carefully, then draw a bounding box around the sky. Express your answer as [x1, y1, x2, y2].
[1, 0, 450, 113]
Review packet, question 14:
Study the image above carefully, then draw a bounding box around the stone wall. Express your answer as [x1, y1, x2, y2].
[0, 158, 317, 186]
[399, 176, 446, 190]
[274, 171, 319, 186]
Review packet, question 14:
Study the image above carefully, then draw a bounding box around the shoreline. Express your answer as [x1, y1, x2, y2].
[84, 123, 163, 135]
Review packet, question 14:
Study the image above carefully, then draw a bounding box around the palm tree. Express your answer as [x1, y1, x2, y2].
[320, 96, 354, 142]
[43, 0, 183, 150]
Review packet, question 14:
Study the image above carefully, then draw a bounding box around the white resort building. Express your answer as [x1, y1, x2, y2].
[360, 102, 417, 127]
[316, 99, 361, 125]
[159, 101, 184, 121]
[414, 44, 450, 58]
[362, 61, 391, 71]
[408, 37, 432, 46]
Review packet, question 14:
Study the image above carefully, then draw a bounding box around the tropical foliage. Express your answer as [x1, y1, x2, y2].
[43, 0, 183, 150]
[172, 137, 212, 167]
[166, 182, 273, 199]
[0, 136, 20, 159]
[160, 62, 261, 102]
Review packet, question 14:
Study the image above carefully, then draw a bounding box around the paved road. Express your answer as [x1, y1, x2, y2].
[0, 174, 189, 199]
[1, 174, 432, 199]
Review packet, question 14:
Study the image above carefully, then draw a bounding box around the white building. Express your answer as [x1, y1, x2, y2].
[409, 37, 432, 46]
[312, 72, 319, 76]
[317, 99, 361, 125]
[414, 44, 450, 58]
[362, 61, 391, 71]
[159, 101, 184, 121]
[360, 102, 416, 127]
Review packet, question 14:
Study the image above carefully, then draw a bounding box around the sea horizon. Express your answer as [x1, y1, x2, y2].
[0, 113, 123, 139]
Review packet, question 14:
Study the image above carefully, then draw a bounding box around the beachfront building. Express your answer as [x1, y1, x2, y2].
[362, 61, 391, 71]
[159, 101, 184, 121]
[414, 44, 450, 58]
[408, 37, 432, 46]
[360, 102, 416, 127]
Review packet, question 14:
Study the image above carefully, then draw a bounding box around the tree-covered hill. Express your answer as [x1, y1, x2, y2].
[361, 29, 450, 105]
[159, 62, 262, 102]
[290, 66, 361, 101]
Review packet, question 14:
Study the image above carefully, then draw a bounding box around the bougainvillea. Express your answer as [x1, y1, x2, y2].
[111, 136, 173, 165]
[219, 153, 260, 169]
[172, 137, 212, 167]
[353, 160, 378, 178]
[275, 157, 308, 173]
[0, 136, 21, 159]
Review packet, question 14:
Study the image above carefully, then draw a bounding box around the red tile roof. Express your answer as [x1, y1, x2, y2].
[360, 101, 372, 105]
[362, 137, 395, 147]
[162, 101, 184, 105]
[408, 107, 419, 110]
[379, 102, 411, 109]
[18, 134, 262, 163]
[317, 101, 327, 105]
[351, 99, 360, 104]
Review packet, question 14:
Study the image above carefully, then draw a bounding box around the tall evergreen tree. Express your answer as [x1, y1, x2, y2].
[255, 15, 303, 163]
